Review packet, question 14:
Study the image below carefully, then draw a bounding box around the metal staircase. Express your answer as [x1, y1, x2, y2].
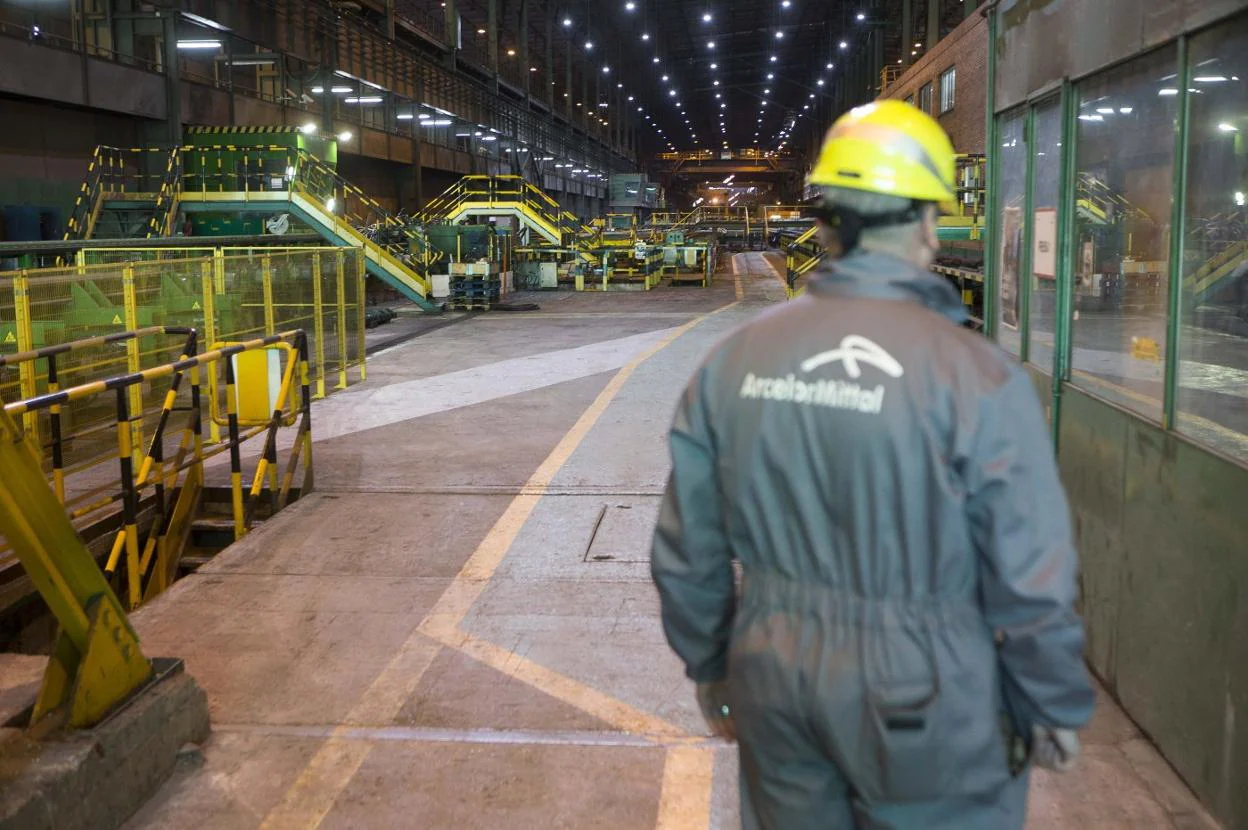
[66, 144, 442, 310]
[421, 175, 600, 262]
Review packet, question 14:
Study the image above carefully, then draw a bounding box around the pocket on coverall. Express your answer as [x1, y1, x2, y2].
[857, 620, 1010, 803]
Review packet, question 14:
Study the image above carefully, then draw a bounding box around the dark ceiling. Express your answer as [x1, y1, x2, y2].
[440, 1, 967, 157]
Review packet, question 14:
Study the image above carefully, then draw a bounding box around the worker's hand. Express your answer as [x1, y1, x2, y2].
[696, 680, 736, 741]
[1031, 725, 1080, 772]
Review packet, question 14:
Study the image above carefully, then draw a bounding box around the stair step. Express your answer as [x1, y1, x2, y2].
[191, 517, 238, 531]
[179, 555, 215, 570]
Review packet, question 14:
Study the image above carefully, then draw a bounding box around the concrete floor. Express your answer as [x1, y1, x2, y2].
[122, 255, 1218, 830]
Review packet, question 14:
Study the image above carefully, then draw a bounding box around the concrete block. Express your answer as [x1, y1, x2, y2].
[0, 660, 210, 830]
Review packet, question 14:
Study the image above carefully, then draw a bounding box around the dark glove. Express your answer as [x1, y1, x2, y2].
[1031, 725, 1080, 772]
[696, 680, 736, 741]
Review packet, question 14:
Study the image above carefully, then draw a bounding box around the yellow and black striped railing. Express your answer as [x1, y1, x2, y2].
[2, 327, 313, 609]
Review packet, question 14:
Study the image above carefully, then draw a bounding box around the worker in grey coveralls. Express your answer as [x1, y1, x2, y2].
[651, 100, 1097, 829]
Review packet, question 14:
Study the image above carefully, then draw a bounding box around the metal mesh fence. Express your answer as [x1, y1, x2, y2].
[1, 247, 366, 478]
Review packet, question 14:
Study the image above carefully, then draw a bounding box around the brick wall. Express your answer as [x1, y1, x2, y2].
[882, 11, 987, 155]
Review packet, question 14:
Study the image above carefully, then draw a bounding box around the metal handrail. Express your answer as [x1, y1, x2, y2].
[2, 326, 313, 608]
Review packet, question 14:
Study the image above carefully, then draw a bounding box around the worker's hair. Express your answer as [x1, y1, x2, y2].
[815, 185, 929, 256]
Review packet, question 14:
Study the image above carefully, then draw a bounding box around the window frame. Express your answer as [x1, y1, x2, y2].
[918, 81, 933, 114]
[939, 66, 957, 114]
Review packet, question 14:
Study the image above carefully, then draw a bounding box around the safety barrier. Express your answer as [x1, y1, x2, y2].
[0, 327, 311, 729]
[785, 225, 825, 297]
[1, 327, 312, 609]
[0, 247, 364, 488]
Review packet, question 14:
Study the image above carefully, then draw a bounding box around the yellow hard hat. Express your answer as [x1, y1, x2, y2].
[807, 100, 956, 212]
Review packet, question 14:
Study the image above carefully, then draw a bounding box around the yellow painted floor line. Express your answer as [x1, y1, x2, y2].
[654, 747, 716, 830]
[259, 301, 739, 830]
[430, 629, 686, 737]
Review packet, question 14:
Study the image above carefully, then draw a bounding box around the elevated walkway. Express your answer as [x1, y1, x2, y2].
[421, 175, 599, 263]
[63, 146, 440, 310]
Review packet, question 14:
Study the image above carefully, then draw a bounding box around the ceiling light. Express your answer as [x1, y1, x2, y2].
[782, 0, 791, 6]
[338, 130, 353, 141]
[477, 28, 486, 34]
[1195, 75, 1229, 83]
[817, 79, 825, 86]
[300, 122, 317, 134]
[707, 40, 716, 48]
[1095, 107, 1114, 114]
[703, 11, 712, 22]
[563, 17, 572, 26]
[770, 55, 778, 62]
[585, 40, 593, 49]
[1219, 123, 1239, 132]
[506, 48, 516, 56]
[603, 65, 610, 73]
[1158, 88, 1178, 96]
[767, 73, 775, 80]
[176, 39, 222, 49]
[713, 80, 720, 86]
[662, 74, 669, 81]
[626, 1, 636, 9]
[857, 12, 866, 20]
[642, 32, 650, 40]
[839, 40, 848, 49]
[764, 88, 770, 94]
[670, 89, 677, 96]
[628, 95, 634, 101]
[775, 31, 784, 39]
[1119, 106, 1134, 114]
[653, 56, 660, 63]
[826, 62, 834, 69]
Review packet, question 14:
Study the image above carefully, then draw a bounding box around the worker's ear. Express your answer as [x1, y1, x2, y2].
[921, 204, 940, 251]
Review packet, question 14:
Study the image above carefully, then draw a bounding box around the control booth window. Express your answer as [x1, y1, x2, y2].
[1069, 45, 1177, 422]
[1178, 14, 1248, 464]
[918, 82, 932, 115]
[940, 67, 956, 114]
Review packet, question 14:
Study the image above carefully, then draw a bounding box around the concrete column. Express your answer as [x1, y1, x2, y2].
[565, 44, 572, 121]
[519, 0, 529, 97]
[444, 0, 457, 49]
[160, 12, 181, 146]
[545, 8, 554, 109]
[902, 0, 913, 67]
[582, 65, 589, 132]
[487, 0, 499, 78]
[872, 29, 884, 98]
[928, 0, 941, 51]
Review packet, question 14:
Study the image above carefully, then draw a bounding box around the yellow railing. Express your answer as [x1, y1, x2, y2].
[1, 327, 312, 609]
[421, 175, 601, 254]
[0, 247, 366, 490]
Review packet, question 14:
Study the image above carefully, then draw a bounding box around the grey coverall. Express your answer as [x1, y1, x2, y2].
[651, 252, 1096, 829]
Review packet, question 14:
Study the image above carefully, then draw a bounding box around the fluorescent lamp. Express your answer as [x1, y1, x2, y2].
[423, 119, 452, 126]
[1218, 123, 1239, 132]
[1194, 76, 1229, 83]
[397, 113, 415, 120]
[177, 39, 221, 49]
[345, 96, 383, 104]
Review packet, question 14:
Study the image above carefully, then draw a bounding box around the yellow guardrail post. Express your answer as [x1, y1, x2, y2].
[262, 254, 276, 336]
[336, 249, 349, 390]
[312, 254, 327, 399]
[200, 260, 221, 444]
[122, 265, 143, 466]
[0, 405, 152, 729]
[13, 271, 38, 440]
[357, 251, 367, 382]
